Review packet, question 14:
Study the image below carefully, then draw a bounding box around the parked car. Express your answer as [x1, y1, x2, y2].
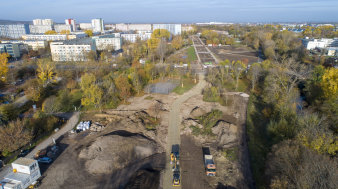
[37, 157, 52, 164]
[34, 149, 47, 159]
[18, 149, 31, 157]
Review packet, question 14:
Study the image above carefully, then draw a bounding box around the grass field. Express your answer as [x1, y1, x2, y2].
[187, 46, 197, 62]
[172, 76, 197, 95]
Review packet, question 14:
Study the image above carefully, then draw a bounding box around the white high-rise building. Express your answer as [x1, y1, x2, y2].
[54, 24, 72, 33]
[153, 24, 182, 35]
[91, 18, 104, 33]
[65, 18, 76, 32]
[33, 19, 53, 26]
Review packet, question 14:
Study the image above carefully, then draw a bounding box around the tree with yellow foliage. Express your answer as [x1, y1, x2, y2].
[44, 30, 57, 35]
[59, 30, 70, 34]
[84, 30, 93, 37]
[231, 60, 245, 91]
[151, 29, 170, 40]
[321, 68, 338, 99]
[171, 36, 183, 50]
[80, 73, 102, 108]
[0, 53, 9, 81]
[37, 60, 57, 87]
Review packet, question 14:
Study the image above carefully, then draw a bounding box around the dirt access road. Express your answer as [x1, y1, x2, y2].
[162, 73, 207, 189]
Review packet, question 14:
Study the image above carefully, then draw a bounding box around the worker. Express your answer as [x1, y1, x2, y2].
[170, 153, 174, 164]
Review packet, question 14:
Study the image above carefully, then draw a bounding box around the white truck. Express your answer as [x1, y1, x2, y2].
[0, 158, 41, 189]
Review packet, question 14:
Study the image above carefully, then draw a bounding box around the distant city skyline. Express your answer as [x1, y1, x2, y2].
[1, 0, 338, 23]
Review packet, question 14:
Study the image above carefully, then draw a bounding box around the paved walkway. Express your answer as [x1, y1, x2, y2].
[162, 74, 207, 189]
[26, 112, 80, 158]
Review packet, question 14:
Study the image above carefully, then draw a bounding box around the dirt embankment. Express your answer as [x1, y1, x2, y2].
[180, 94, 253, 189]
[39, 96, 173, 189]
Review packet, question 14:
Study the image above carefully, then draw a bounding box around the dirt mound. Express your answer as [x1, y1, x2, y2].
[212, 121, 238, 148]
[190, 106, 207, 117]
[79, 134, 163, 175]
[124, 169, 161, 189]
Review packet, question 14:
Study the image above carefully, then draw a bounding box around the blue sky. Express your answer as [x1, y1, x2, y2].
[1, 0, 338, 23]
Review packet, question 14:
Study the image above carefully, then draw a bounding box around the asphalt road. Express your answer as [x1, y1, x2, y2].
[162, 73, 207, 189]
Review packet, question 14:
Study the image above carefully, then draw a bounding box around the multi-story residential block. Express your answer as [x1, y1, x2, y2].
[0, 43, 21, 58]
[79, 23, 93, 30]
[29, 25, 53, 34]
[22, 33, 87, 41]
[153, 24, 182, 35]
[92, 34, 122, 51]
[91, 18, 104, 33]
[115, 23, 152, 32]
[50, 38, 96, 61]
[1, 40, 48, 51]
[33, 19, 54, 26]
[0, 24, 30, 39]
[302, 38, 335, 50]
[121, 32, 152, 43]
[182, 25, 195, 32]
[54, 24, 72, 33]
[65, 19, 76, 32]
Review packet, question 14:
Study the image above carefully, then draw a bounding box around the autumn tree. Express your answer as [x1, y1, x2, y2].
[84, 29, 93, 37]
[80, 73, 103, 108]
[321, 68, 338, 99]
[0, 119, 32, 153]
[115, 74, 132, 103]
[172, 36, 183, 50]
[86, 50, 97, 62]
[151, 29, 170, 40]
[59, 30, 70, 34]
[248, 63, 262, 91]
[25, 79, 44, 102]
[231, 60, 245, 91]
[0, 53, 9, 81]
[37, 60, 57, 87]
[44, 30, 57, 35]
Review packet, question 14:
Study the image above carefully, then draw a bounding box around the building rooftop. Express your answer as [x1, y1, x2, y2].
[13, 158, 35, 166]
[61, 38, 94, 45]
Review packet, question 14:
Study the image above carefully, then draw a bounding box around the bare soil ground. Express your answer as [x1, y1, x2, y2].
[209, 46, 259, 64]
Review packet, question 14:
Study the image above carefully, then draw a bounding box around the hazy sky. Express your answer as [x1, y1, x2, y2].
[1, 0, 338, 23]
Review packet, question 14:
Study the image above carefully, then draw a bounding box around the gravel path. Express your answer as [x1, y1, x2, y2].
[162, 74, 207, 189]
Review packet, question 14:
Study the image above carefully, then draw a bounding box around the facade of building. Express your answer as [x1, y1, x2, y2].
[115, 23, 152, 32]
[0, 24, 30, 39]
[302, 38, 338, 50]
[1, 40, 48, 51]
[29, 25, 53, 34]
[91, 18, 104, 33]
[54, 24, 72, 33]
[79, 23, 93, 30]
[182, 25, 195, 32]
[327, 47, 338, 56]
[153, 24, 182, 35]
[0, 158, 41, 189]
[50, 38, 96, 61]
[22, 33, 86, 41]
[0, 43, 21, 58]
[65, 19, 76, 32]
[121, 32, 152, 43]
[33, 19, 54, 26]
[92, 34, 122, 51]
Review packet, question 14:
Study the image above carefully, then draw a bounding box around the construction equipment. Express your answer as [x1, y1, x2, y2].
[203, 147, 216, 176]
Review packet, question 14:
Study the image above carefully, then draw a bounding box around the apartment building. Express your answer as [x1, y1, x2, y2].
[0, 43, 21, 58]
[91, 18, 104, 33]
[54, 24, 72, 33]
[153, 24, 182, 35]
[33, 19, 54, 26]
[0, 24, 30, 39]
[29, 25, 53, 34]
[1, 40, 48, 51]
[302, 38, 338, 50]
[115, 23, 152, 32]
[182, 25, 195, 32]
[22, 33, 87, 41]
[121, 32, 152, 43]
[92, 34, 122, 51]
[50, 38, 96, 61]
[65, 19, 76, 32]
[79, 23, 93, 30]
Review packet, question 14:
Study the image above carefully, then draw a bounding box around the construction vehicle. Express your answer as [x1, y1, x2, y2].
[203, 147, 216, 176]
[172, 170, 181, 186]
[171, 144, 180, 163]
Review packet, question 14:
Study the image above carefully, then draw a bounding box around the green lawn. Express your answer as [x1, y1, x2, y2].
[172, 77, 197, 95]
[187, 46, 197, 62]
